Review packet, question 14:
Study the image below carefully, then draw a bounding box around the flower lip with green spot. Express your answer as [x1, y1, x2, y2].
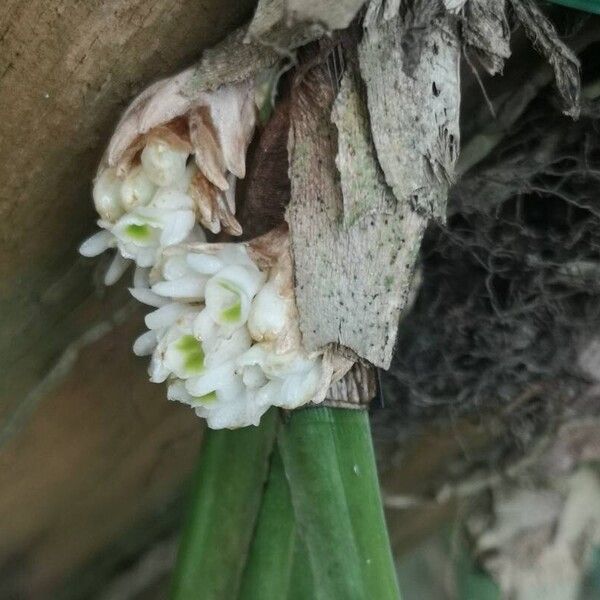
[192, 391, 218, 405]
[175, 335, 206, 375]
[217, 280, 243, 323]
[125, 223, 152, 241]
[221, 300, 242, 323]
[205, 277, 248, 326]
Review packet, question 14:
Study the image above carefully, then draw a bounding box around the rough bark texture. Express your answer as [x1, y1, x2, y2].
[359, 2, 461, 220]
[286, 4, 460, 368]
[509, 0, 581, 117]
[286, 52, 426, 369]
[462, 0, 511, 75]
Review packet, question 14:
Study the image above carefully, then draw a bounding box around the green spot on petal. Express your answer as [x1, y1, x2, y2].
[221, 301, 241, 323]
[125, 223, 151, 241]
[193, 391, 217, 405]
[175, 335, 205, 374]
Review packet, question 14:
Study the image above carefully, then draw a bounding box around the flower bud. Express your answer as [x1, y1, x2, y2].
[93, 168, 124, 222]
[121, 166, 156, 211]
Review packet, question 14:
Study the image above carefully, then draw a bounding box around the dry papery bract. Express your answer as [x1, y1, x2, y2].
[104, 76, 257, 237]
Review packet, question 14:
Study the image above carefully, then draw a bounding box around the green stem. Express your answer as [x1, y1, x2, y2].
[170, 409, 277, 600]
[279, 407, 400, 600]
[238, 447, 296, 600]
[287, 535, 315, 600]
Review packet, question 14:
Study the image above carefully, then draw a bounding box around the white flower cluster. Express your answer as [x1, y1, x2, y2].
[79, 79, 255, 285]
[132, 244, 324, 429]
[79, 79, 327, 429]
[79, 156, 206, 284]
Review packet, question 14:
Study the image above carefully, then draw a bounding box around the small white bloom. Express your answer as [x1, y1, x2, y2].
[237, 343, 324, 410]
[186, 252, 224, 275]
[185, 361, 238, 397]
[248, 279, 290, 342]
[203, 264, 265, 330]
[132, 238, 327, 428]
[110, 205, 196, 268]
[148, 312, 198, 382]
[164, 333, 206, 380]
[121, 166, 156, 211]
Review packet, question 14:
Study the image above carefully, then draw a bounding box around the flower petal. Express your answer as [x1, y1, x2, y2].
[164, 334, 206, 379]
[186, 252, 224, 275]
[159, 210, 196, 246]
[204, 326, 252, 368]
[129, 287, 170, 307]
[152, 275, 206, 299]
[210, 265, 265, 299]
[248, 279, 289, 342]
[104, 252, 130, 285]
[121, 166, 156, 211]
[150, 187, 194, 211]
[79, 230, 114, 257]
[133, 266, 150, 288]
[133, 330, 159, 356]
[163, 255, 192, 281]
[277, 362, 322, 409]
[185, 361, 236, 397]
[167, 379, 195, 404]
[145, 302, 191, 330]
[205, 277, 250, 328]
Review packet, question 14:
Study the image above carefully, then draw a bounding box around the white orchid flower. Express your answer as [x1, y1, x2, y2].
[167, 379, 269, 429]
[80, 63, 338, 429]
[131, 233, 333, 428]
[80, 153, 201, 284]
[236, 343, 324, 410]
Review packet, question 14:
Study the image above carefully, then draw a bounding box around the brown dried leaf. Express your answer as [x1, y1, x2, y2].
[189, 171, 221, 234]
[189, 107, 229, 191]
[106, 67, 198, 168]
[200, 80, 257, 179]
[216, 193, 243, 237]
